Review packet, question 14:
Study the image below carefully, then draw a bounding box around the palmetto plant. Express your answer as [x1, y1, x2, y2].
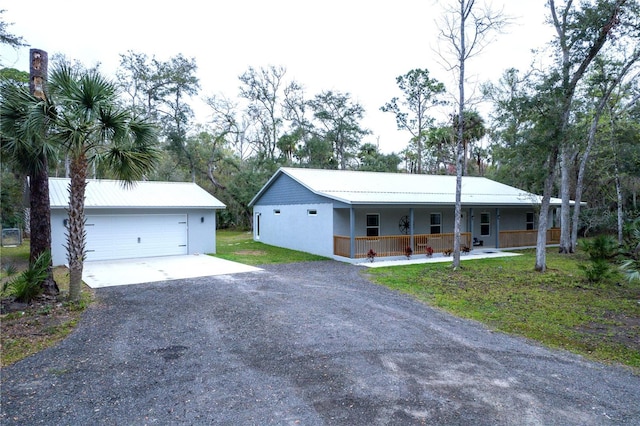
[48, 65, 159, 301]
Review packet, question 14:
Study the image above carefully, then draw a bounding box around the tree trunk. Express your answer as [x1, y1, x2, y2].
[571, 107, 603, 251]
[28, 48, 58, 295]
[614, 154, 624, 245]
[29, 166, 59, 295]
[67, 153, 89, 302]
[559, 146, 572, 253]
[535, 148, 559, 272]
[452, 0, 466, 270]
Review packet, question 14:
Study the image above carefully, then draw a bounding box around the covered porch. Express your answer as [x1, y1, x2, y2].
[334, 229, 560, 259]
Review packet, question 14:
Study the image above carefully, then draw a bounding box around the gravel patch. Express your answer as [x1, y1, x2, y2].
[1, 260, 639, 425]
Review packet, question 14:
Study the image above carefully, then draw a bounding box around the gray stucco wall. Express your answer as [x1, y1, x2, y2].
[253, 203, 334, 257]
[50, 207, 218, 266]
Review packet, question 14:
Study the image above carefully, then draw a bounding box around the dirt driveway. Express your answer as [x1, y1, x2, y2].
[2, 261, 639, 425]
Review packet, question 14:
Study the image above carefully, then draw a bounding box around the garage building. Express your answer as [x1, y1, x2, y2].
[49, 178, 225, 266]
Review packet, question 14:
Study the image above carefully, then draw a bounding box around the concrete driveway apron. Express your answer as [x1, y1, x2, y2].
[82, 254, 261, 287]
[2, 261, 639, 425]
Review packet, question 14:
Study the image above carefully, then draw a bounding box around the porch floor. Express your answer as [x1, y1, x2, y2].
[334, 247, 523, 268]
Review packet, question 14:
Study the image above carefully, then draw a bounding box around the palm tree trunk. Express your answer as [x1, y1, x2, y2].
[29, 164, 59, 295]
[67, 153, 88, 302]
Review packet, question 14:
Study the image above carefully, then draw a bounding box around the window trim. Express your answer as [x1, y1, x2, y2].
[366, 213, 380, 237]
[307, 209, 317, 216]
[526, 211, 535, 230]
[429, 212, 442, 234]
[480, 212, 491, 236]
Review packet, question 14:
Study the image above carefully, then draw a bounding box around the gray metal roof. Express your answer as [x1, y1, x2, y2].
[49, 178, 225, 209]
[251, 167, 566, 206]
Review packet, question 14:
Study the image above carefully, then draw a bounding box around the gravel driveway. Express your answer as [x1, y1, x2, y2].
[2, 260, 639, 425]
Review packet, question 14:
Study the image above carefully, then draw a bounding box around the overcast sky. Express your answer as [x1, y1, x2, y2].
[1, 1, 553, 154]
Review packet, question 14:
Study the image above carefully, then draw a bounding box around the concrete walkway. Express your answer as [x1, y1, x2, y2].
[338, 248, 522, 268]
[82, 254, 262, 288]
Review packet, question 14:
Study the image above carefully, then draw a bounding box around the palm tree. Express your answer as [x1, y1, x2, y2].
[47, 65, 159, 301]
[0, 79, 59, 295]
[453, 110, 486, 175]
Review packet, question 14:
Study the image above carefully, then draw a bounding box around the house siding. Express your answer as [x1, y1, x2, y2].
[254, 203, 334, 257]
[253, 173, 330, 206]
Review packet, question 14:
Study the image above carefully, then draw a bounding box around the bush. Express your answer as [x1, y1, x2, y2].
[620, 259, 640, 283]
[3, 251, 51, 303]
[620, 218, 640, 283]
[579, 235, 618, 283]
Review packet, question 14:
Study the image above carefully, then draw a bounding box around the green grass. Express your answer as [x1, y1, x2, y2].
[214, 229, 328, 265]
[366, 248, 640, 371]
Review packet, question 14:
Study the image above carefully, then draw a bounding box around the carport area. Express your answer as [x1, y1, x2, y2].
[82, 254, 261, 288]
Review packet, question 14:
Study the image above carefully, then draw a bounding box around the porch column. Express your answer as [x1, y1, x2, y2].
[495, 208, 500, 248]
[409, 208, 414, 251]
[469, 208, 474, 240]
[349, 206, 355, 258]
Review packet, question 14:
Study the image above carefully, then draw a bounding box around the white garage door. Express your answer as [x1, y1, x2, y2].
[84, 214, 188, 261]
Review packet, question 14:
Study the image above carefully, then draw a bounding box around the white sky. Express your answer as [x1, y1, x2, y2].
[1, 0, 553, 154]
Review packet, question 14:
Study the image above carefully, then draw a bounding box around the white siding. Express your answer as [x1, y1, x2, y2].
[50, 208, 218, 266]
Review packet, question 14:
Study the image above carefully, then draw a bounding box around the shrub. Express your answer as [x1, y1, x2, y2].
[620, 259, 640, 283]
[619, 218, 640, 283]
[425, 246, 434, 257]
[581, 234, 618, 260]
[579, 235, 618, 283]
[443, 248, 453, 256]
[4, 251, 51, 303]
[3, 263, 17, 277]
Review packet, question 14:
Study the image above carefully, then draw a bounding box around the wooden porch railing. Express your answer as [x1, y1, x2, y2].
[334, 233, 472, 258]
[334, 229, 561, 258]
[498, 228, 560, 248]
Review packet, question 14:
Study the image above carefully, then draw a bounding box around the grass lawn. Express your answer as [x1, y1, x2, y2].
[215, 229, 327, 265]
[366, 248, 640, 371]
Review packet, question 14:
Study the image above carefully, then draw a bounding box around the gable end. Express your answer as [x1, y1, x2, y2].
[253, 173, 330, 206]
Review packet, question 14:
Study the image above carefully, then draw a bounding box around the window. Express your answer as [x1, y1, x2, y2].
[526, 212, 535, 230]
[274, 209, 281, 215]
[430, 213, 441, 234]
[255, 213, 261, 238]
[307, 209, 317, 216]
[480, 212, 490, 236]
[366, 214, 379, 237]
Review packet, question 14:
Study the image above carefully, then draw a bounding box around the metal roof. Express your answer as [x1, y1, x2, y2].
[250, 167, 566, 206]
[49, 178, 226, 209]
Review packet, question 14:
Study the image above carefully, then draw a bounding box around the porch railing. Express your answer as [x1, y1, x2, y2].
[334, 229, 561, 258]
[498, 228, 560, 248]
[334, 233, 472, 258]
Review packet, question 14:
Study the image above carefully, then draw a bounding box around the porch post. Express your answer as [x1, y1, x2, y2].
[349, 206, 355, 258]
[495, 208, 500, 248]
[469, 208, 474, 241]
[409, 208, 414, 251]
